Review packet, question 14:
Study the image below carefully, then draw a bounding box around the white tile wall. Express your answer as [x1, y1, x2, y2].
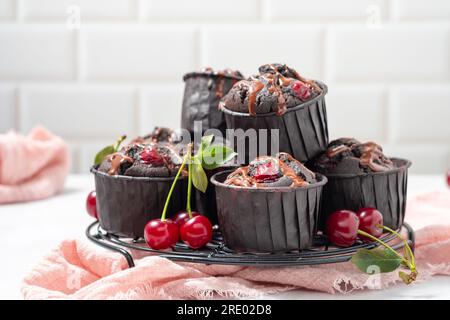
[0, 0, 14, 20]
[0, 0, 449, 174]
[392, 0, 450, 20]
[19, 0, 136, 20]
[80, 25, 197, 81]
[139, 0, 260, 21]
[265, 0, 388, 21]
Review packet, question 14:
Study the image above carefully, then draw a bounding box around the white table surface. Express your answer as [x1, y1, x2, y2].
[0, 174, 449, 300]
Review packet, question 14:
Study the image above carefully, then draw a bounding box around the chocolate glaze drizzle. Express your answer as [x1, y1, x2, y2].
[239, 64, 320, 116]
[201, 67, 243, 99]
[323, 139, 394, 173]
[225, 153, 313, 187]
[107, 153, 134, 176]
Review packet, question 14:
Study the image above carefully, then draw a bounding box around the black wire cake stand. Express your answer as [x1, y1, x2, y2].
[86, 221, 415, 268]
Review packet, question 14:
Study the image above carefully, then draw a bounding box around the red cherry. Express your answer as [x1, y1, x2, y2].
[447, 170, 450, 187]
[86, 191, 98, 219]
[174, 211, 200, 227]
[356, 207, 384, 241]
[326, 210, 359, 247]
[253, 160, 279, 183]
[180, 215, 213, 249]
[140, 148, 165, 166]
[144, 219, 179, 250]
[291, 81, 311, 100]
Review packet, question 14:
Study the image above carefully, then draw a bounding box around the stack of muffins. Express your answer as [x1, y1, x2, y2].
[92, 63, 411, 253]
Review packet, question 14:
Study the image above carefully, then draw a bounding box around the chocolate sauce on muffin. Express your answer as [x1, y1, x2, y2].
[224, 152, 316, 187]
[311, 138, 394, 174]
[98, 142, 184, 178]
[220, 63, 322, 116]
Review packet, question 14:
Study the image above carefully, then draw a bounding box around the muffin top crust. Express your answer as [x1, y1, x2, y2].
[311, 138, 395, 175]
[220, 63, 322, 116]
[98, 128, 184, 178]
[224, 152, 316, 188]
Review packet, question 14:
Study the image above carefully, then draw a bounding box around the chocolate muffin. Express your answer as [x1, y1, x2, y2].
[219, 63, 328, 163]
[310, 138, 411, 231]
[224, 152, 316, 188]
[311, 138, 395, 175]
[92, 138, 188, 239]
[182, 67, 243, 137]
[221, 63, 322, 115]
[98, 142, 183, 178]
[211, 152, 327, 253]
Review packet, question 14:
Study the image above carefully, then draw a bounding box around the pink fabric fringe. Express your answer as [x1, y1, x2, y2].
[21, 189, 450, 299]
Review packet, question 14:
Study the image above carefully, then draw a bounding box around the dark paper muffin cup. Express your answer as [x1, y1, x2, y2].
[193, 163, 240, 225]
[91, 167, 188, 239]
[211, 170, 327, 253]
[318, 158, 411, 231]
[182, 72, 242, 137]
[220, 81, 328, 164]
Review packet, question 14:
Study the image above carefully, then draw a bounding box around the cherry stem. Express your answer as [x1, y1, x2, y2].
[113, 134, 127, 152]
[379, 225, 416, 269]
[186, 143, 193, 218]
[161, 151, 188, 221]
[357, 229, 412, 269]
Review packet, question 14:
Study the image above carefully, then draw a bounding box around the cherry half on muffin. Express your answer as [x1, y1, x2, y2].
[224, 152, 316, 188]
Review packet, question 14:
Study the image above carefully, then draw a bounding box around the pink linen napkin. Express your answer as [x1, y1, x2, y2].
[0, 127, 70, 204]
[22, 190, 450, 299]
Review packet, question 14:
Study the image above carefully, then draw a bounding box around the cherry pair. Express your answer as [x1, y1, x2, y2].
[326, 207, 383, 247]
[144, 211, 213, 250]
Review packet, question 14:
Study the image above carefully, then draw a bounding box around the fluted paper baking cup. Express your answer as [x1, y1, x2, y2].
[220, 81, 328, 164]
[91, 167, 188, 239]
[318, 158, 411, 231]
[193, 163, 240, 225]
[182, 72, 242, 137]
[211, 170, 327, 253]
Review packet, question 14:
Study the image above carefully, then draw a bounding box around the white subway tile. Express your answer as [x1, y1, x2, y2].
[326, 84, 386, 142]
[19, 85, 137, 139]
[266, 0, 387, 21]
[0, 24, 75, 80]
[138, 84, 183, 135]
[326, 26, 450, 82]
[392, 0, 450, 20]
[20, 0, 136, 20]
[202, 25, 323, 79]
[80, 25, 197, 81]
[383, 144, 449, 174]
[389, 85, 450, 144]
[0, 0, 14, 19]
[0, 85, 15, 132]
[140, 0, 259, 21]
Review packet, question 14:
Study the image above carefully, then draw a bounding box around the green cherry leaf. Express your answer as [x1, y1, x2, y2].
[94, 145, 115, 166]
[351, 248, 402, 274]
[191, 161, 208, 193]
[201, 145, 237, 170]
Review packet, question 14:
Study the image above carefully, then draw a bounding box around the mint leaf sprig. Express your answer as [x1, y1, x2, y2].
[190, 135, 237, 193]
[94, 135, 127, 165]
[160, 135, 237, 220]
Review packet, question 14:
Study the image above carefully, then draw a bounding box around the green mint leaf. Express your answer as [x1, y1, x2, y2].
[200, 135, 214, 153]
[191, 161, 208, 193]
[201, 145, 237, 170]
[94, 145, 115, 166]
[351, 248, 402, 274]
